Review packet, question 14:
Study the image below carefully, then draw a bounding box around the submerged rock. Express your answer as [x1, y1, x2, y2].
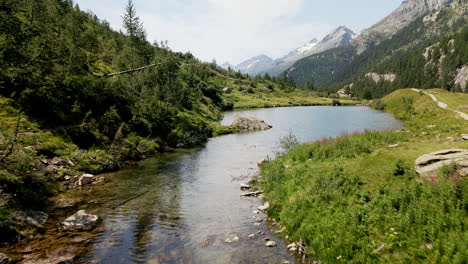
[0, 253, 10, 264]
[232, 114, 272, 131]
[415, 149, 468, 179]
[62, 210, 99, 231]
[225, 236, 239, 244]
[11, 211, 48, 227]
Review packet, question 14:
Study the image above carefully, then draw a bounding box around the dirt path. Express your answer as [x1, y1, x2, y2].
[411, 88, 468, 121]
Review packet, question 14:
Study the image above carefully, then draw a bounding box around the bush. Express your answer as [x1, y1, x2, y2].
[393, 158, 408, 176]
[332, 99, 341, 106]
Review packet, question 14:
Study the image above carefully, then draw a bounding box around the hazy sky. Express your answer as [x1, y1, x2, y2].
[74, 0, 402, 65]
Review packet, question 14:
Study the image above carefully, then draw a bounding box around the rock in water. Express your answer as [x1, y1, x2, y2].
[232, 114, 272, 131]
[62, 210, 99, 231]
[265, 241, 277, 247]
[0, 253, 10, 264]
[225, 236, 239, 244]
[258, 202, 270, 212]
[415, 149, 468, 179]
[11, 211, 48, 227]
[78, 174, 95, 186]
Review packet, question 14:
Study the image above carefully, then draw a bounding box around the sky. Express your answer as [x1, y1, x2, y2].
[74, 0, 402, 65]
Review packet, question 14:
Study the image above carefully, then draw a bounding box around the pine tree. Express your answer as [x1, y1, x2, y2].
[122, 0, 146, 67]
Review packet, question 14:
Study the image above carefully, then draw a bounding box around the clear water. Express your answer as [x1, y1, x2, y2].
[77, 106, 402, 264]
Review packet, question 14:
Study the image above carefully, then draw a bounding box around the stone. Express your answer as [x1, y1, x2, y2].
[447, 137, 456, 142]
[232, 114, 272, 131]
[281, 261, 291, 264]
[50, 157, 64, 165]
[388, 144, 399, 148]
[254, 223, 261, 226]
[252, 210, 259, 214]
[62, 210, 99, 231]
[248, 234, 256, 239]
[225, 236, 239, 244]
[257, 159, 267, 167]
[11, 211, 48, 228]
[415, 149, 468, 179]
[240, 184, 252, 191]
[0, 253, 11, 264]
[265, 241, 277, 247]
[254, 217, 262, 223]
[78, 174, 95, 186]
[426, 125, 437, 129]
[461, 134, 468, 141]
[257, 202, 270, 212]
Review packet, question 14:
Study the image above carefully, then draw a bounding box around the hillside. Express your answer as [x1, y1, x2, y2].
[287, 0, 466, 91]
[0, 0, 313, 210]
[348, 27, 468, 99]
[258, 89, 468, 263]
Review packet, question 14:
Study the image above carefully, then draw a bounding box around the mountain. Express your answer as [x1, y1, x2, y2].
[287, 0, 462, 88]
[232, 55, 274, 76]
[219, 62, 232, 70]
[353, 0, 455, 53]
[265, 26, 356, 76]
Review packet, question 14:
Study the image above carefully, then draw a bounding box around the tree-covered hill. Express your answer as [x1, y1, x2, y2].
[287, 0, 467, 96]
[348, 27, 468, 99]
[0, 0, 302, 209]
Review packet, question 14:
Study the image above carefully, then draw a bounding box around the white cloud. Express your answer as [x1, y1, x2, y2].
[76, 0, 334, 65]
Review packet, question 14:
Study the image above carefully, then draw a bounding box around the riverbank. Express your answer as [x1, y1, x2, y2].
[257, 89, 468, 263]
[229, 89, 360, 109]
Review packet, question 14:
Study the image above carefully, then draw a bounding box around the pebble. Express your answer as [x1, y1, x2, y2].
[265, 241, 277, 247]
[248, 234, 256, 239]
[225, 236, 239, 244]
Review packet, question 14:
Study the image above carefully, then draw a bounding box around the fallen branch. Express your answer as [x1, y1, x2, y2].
[95, 63, 160, 78]
[240, 191, 263, 197]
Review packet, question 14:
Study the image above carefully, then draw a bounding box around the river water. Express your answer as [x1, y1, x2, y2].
[74, 106, 402, 264]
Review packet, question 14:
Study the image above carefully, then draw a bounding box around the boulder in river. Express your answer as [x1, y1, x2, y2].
[62, 210, 99, 231]
[415, 149, 468, 179]
[231, 114, 272, 131]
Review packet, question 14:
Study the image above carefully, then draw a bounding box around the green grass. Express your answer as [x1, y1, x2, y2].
[428, 88, 468, 114]
[259, 89, 468, 263]
[229, 90, 359, 109]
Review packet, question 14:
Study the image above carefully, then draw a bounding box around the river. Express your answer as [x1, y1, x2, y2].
[71, 106, 402, 263]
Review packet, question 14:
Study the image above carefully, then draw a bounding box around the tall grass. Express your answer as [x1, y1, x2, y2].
[260, 133, 467, 263]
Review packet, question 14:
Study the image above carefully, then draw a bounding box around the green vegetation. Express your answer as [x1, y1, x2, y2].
[0, 0, 316, 210]
[259, 89, 468, 263]
[0, 0, 356, 212]
[348, 27, 468, 99]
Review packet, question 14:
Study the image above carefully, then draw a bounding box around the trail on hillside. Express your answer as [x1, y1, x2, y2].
[411, 89, 468, 121]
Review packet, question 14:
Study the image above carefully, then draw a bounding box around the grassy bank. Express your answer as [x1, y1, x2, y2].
[229, 89, 359, 109]
[259, 89, 468, 263]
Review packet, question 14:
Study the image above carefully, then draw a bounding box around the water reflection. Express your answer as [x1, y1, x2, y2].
[78, 106, 401, 264]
